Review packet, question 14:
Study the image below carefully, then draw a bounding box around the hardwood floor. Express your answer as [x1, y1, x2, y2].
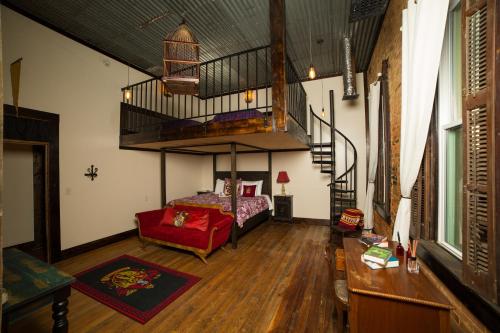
[9, 220, 335, 333]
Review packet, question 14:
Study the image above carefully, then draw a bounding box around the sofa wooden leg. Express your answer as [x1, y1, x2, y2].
[140, 238, 149, 250]
[195, 252, 208, 264]
[220, 246, 230, 253]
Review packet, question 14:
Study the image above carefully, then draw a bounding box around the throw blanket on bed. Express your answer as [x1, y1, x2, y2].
[171, 193, 268, 228]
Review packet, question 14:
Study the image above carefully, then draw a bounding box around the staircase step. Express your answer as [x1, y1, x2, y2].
[334, 197, 357, 203]
[312, 160, 333, 165]
[332, 188, 355, 193]
[311, 142, 332, 148]
[320, 169, 333, 174]
[311, 151, 332, 155]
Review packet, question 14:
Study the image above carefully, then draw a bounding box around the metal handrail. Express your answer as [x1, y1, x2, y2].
[309, 105, 357, 183]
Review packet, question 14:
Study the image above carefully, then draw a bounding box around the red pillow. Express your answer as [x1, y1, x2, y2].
[183, 209, 209, 232]
[242, 185, 256, 197]
[160, 207, 177, 226]
[161, 207, 210, 232]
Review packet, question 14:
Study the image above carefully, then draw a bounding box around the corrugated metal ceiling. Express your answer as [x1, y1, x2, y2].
[4, 0, 384, 80]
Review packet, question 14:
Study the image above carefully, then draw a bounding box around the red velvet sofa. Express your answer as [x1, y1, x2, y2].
[136, 203, 233, 263]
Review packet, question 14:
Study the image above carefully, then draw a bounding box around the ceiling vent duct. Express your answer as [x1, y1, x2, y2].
[349, 0, 389, 22]
[342, 36, 359, 100]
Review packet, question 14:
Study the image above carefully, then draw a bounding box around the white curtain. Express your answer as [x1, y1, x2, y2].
[363, 82, 381, 230]
[392, 0, 449, 247]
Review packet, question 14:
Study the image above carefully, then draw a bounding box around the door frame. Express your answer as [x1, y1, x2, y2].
[4, 104, 61, 262]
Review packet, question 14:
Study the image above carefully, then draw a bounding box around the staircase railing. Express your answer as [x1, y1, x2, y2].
[309, 90, 357, 225]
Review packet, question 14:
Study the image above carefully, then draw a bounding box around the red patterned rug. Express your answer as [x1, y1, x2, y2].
[72, 255, 200, 324]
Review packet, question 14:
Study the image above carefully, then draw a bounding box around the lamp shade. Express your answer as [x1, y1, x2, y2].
[277, 171, 290, 183]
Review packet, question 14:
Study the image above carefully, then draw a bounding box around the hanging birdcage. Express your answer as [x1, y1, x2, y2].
[162, 20, 200, 96]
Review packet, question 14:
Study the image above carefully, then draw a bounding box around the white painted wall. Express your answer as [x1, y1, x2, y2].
[1, 7, 206, 249]
[3, 143, 35, 247]
[209, 74, 367, 219]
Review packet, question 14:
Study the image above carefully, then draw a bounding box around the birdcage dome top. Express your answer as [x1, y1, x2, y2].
[165, 20, 199, 44]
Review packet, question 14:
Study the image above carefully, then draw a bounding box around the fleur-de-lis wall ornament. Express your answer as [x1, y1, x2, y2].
[84, 165, 98, 181]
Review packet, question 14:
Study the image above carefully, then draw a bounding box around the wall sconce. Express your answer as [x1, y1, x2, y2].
[84, 165, 98, 181]
[243, 89, 254, 103]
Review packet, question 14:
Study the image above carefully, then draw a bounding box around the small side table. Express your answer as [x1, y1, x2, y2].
[273, 195, 293, 222]
[2, 248, 75, 333]
[197, 190, 212, 195]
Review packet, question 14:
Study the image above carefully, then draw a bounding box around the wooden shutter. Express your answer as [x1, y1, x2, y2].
[410, 110, 437, 241]
[462, 0, 499, 304]
[410, 164, 424, 239]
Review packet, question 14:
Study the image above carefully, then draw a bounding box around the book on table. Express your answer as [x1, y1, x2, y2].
[359, 233, 388, 246]
[362, 245, 393, 265]
[361, 255, 399, 269]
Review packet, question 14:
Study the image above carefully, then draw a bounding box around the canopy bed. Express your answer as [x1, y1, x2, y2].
[125, 14, 307, 254]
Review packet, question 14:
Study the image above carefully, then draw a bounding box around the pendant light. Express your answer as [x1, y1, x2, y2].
[307, 11, 316, 80]
[124, 64, 131, 101]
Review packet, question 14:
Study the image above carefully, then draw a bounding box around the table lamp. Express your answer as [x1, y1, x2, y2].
[277, 171, 290, 195]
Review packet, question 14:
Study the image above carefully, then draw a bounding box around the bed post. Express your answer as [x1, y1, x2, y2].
[268, 151, 272, 196]
[270, 0, 287, 132]
[161, 149, 166, 207]
[230, 143, 238, 249]
[213, 154, 217, 190]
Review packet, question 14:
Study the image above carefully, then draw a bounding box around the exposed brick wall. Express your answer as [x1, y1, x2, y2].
[366, 0, 406, 238]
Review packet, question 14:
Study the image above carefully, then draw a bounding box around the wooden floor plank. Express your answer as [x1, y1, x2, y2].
[8, 221, 335, 333]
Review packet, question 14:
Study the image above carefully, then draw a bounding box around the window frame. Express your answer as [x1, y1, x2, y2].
[373, 60, 391, 223]
[436, 0, 463, 259]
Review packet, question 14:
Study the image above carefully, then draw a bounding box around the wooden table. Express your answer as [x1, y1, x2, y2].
[343, 238, 452, 333]
[2, 248, 75, 333]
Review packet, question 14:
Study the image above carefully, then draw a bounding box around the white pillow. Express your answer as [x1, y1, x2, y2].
[214, 179, 225, 194]
[241, 180, 264, 196]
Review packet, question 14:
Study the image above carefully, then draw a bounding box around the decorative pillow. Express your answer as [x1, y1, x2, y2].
[214, 179, 225, 194]
[183, 209, 209, 232]
[242, 185, 257, 197]
[338, 208, 364, 231]
[160, 207, 209, 232]
[160, 207, 178, 226]
[241, 180, 263, 196]
[223, 178, 242, 197]
[173, 211, 189, 227]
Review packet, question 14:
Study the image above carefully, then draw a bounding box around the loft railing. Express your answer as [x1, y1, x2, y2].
[120, 45, 307, 135]
[121, 46, 271, 133]
[286, 55, 307, 131]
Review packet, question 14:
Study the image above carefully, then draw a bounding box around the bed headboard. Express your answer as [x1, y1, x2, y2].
[214, 171, 271, 196]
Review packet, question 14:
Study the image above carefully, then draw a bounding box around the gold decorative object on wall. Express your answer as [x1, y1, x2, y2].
[10, 58, 22, 116]
[162, 20, 200, 96]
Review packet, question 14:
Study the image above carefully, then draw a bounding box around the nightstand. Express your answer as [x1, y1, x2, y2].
[273, 195, 293, 222]
[197, 190, 212, 195]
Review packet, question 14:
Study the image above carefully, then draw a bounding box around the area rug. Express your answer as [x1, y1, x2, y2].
[72, 255, 200, 324]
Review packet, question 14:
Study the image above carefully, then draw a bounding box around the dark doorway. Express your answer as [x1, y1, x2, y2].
[4, 105, 61, 262]
[4, 142, 48, 261]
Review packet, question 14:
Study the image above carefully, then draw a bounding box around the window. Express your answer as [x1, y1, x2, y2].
[437, 2, 463, 258]
[410, 0, 500, 309]
[373, 60, 391, 221]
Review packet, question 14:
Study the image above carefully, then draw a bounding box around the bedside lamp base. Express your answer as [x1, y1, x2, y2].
[281, 183, 286, 196]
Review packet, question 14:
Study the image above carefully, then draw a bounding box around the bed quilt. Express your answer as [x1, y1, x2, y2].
[171, 193, 268, 228]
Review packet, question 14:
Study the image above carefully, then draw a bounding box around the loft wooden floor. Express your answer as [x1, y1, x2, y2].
[10, 221, 335, 333]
